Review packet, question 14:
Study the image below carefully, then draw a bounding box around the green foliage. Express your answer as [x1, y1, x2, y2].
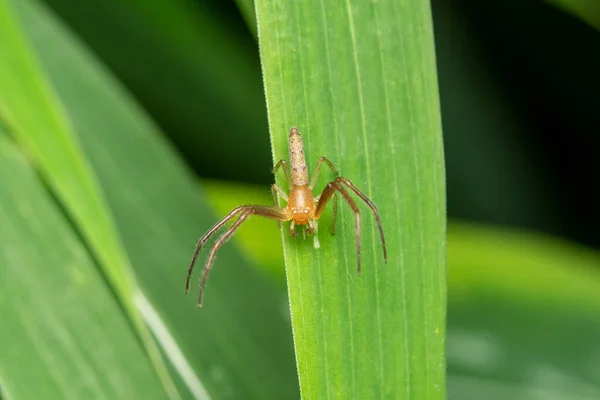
[0, 133, 170, 399]
[546, 0, 600, 30]
[0, 2, 179, 396]
[1, 0, 599, 398]
[447, 224, 600, 400]
[40, 0, 271, 184]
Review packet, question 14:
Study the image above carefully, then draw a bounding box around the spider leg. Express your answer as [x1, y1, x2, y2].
[186, 206, 245, 294]
[186, 205, 290, 299]
[309, 156, 339, 189]
[330, 192, 338, 235]
[334, 177, 387, 263]
[316, 192, 339, 235]
[314, 181, 363, 274]
[197, 210, 252, 307]
[273, 159, 293, 189]
[307, 219, 320, 248]
[289, 220, 297, 237]
[271, 184, 288, 229]
[271, 184, 289, 202]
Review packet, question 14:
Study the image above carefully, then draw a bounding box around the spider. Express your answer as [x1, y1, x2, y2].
[186, 127, 387, 307]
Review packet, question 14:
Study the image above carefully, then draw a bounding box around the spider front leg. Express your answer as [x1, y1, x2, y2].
[289, 220, 298, 237]
[306, 219, 320, 248]
[186, 205, 290, 307]
[186, 205, 246, 294]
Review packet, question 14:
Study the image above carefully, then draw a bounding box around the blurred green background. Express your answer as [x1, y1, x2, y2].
[1, 0, 600, 398]
[39, 0, 600, 244]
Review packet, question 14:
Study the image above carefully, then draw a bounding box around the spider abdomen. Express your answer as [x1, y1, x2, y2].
[289, 127, 309, 186]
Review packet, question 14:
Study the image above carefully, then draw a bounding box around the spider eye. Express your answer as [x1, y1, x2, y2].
[292, 208, 297, 214]
[304, 207, 309, 214]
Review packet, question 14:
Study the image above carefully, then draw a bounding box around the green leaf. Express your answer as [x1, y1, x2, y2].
[447, 223, 600, 399]
[0, 0, 298, 398]
[41, 0, 272, 183]
[235, 0, 257, 37]
[0, 133, 169, 399]
[546, 0, 600, 31]
[256, 1, 446, 399]
[0, 1, 179, 397]
[448, 223, 600, 309]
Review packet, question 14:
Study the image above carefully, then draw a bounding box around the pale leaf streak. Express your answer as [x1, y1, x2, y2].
[318, 0, 357, 395]
[134, 291, 211, 400]
[95, 142, 263, 396]
[373, 2, 411, 397]
[107, 170, 266, 396]
[344, 0, 386, 391]
[0, 378, 14, 400]
[293, 1, 332, 398]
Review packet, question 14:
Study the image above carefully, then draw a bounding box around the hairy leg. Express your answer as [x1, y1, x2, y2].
[309, 156, 339, 189]
[186, 206, 245, 293]
[273, 159, 293, 189]
[334, 177, 387, 262]
[271, 184, 288, 229]
[289, 220, 297, 237]
[197, 210, 252, 307]
[315, 192, 339, 235]
[314, 181, 363, 273]
[330, 192, 338, 235]
[186, 205, 290, 296]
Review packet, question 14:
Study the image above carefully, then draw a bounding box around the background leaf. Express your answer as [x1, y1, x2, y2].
[256, 0, 446, 398]
[0, 133, 169, 399]
[447, 223, 600, 400]
[0, 0, 180, 397]
[545, 0, 600, 30]
[0, 0, 298, 398]
[40, 0, 271, 183]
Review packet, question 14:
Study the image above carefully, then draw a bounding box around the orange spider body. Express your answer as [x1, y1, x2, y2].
[186, 127, 387, 307]
[284, 186, 315, 225]
[283, 127, 315, 225]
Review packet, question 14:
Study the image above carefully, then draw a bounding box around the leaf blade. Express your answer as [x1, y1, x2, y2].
[0, 134, 169, 400]
[0, 1, 181, 397]
[256, 1, 446, 398]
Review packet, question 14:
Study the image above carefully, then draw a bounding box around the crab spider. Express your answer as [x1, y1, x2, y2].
[186, 127, 387, 307]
